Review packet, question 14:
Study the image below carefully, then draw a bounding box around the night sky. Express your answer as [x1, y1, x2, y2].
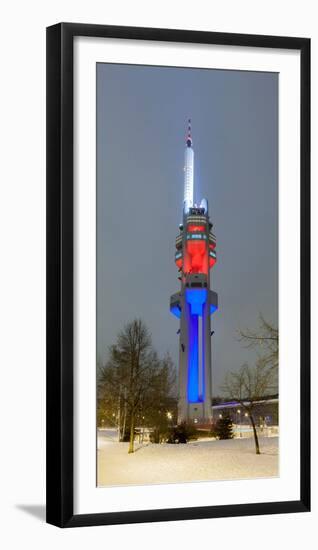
[96, 63, 278, 393]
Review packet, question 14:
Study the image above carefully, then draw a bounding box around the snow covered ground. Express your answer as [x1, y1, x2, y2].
[97, 429, 279, 487]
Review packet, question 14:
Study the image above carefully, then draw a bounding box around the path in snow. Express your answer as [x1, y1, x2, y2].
[97, 429, 279, 487]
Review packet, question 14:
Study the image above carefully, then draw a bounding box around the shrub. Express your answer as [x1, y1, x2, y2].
[166, 422, 198, 444]
[214, 415, 234, 440]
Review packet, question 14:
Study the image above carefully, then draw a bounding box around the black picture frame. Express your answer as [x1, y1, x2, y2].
[46, 22, 310, 528]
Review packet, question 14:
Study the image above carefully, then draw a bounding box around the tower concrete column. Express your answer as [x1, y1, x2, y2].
[170, 121, 218, 425]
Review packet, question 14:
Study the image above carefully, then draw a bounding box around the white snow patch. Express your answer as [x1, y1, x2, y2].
[97, 430, 279, 487]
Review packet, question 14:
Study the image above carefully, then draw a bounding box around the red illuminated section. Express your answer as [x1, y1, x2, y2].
[175, 219, 217, 272]
[186, 239, 208, 274]
[183, 220, 208, 275]
[209, 234, 216, 267]
[176, 257, 183, 269]
[209, 255, 216, 269]
[188, 225, 205, 232]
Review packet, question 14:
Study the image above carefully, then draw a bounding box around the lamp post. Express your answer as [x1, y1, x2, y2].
[244, 411, 248, 437]
[237, 409, 242, 438]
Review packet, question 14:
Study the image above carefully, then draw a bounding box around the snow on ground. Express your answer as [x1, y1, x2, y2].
[97, 429, 279, 487]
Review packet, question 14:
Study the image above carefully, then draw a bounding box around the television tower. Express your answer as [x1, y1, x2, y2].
[170, 120, 218, 424]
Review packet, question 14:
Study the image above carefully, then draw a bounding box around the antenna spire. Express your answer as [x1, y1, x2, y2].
[186, 118, 192, 147]
[184, 119, 194, 210]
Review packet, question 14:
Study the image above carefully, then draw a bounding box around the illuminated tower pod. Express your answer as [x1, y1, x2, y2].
[170, 121, 218, 424]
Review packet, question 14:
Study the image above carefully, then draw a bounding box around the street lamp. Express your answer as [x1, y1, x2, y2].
[244, 412, 248, 436]
[237, 409, 242, 438]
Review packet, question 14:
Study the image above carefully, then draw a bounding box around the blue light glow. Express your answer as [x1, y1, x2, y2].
[170, 305, 181, 318]
[186, 288, 207, 315]
[186, 290, 208, 403]
[188, 313, 200, 402]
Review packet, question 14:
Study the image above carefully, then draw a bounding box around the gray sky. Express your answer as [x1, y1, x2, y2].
[97, 63, 278, 394]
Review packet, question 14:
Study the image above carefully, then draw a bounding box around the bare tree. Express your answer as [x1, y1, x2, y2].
[98, 319, 154, 453]
[141, 353, 177, 442]
[98, 320, 178, 453]
[221, 360, 276, 454]
[238, 314, 278, 372]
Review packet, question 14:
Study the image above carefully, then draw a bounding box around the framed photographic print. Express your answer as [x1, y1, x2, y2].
[46, 23, 310, 527]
